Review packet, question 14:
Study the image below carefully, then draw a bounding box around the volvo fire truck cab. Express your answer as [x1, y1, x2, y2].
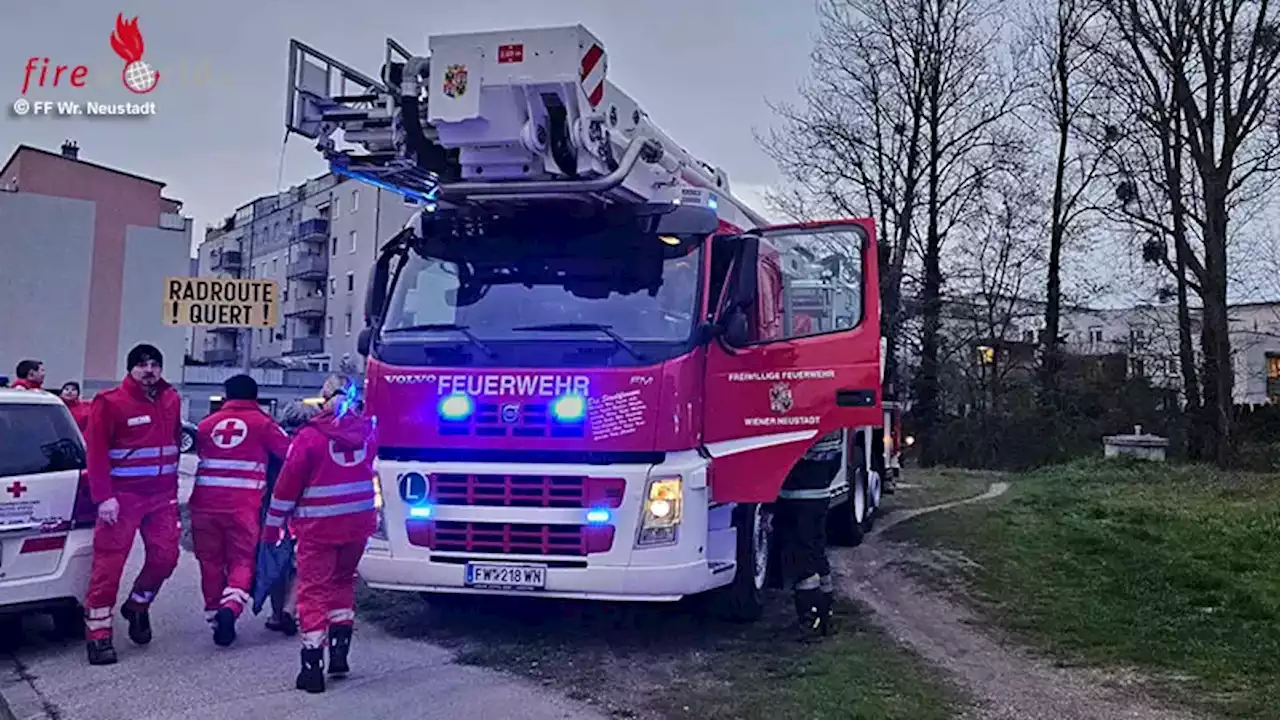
[284, 25, 886, 618]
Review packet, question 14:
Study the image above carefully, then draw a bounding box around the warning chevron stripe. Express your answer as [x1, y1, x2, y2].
[580, 43, 605, 108]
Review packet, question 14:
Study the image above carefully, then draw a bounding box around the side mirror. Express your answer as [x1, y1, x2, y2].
[721, 310, 750, 347]
[356, 328, 372, 357]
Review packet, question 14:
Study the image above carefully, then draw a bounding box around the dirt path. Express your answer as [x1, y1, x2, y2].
[833, 483, 1203, 720]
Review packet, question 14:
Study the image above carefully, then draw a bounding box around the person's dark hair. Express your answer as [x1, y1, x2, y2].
[61, 381, 81, 393]
[15, 359, 41, 379]
[224, 374, 258, 401]
[126, 343, 163, 369]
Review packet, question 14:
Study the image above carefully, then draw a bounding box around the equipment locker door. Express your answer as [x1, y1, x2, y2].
[701, 220, 881, 504]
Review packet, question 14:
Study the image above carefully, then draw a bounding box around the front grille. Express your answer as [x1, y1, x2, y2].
[438, 402, 585, 439]
[433, 473, 587, 508]
[407, 521, 614, 556]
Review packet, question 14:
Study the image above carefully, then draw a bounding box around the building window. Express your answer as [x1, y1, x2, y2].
[332, 196, 339, 217]
[271, 258, 278, 275]
[328, 277, 336, 296]
[331, 238, 337, 257]
[345, 312, 353, 335]
[346, 272, 355, 293]
[1089, 327, 1103, 343]
[327, 316, 334, 336]
[351, 189, 359, 213]
[349, 230, 357, 253]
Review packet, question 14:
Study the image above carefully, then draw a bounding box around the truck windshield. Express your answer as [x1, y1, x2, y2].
[380, 237, 702, 349]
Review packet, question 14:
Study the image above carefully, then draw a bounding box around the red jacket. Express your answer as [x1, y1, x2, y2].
[85, 375, 183, 504]
[63, 398, 91, 436]
[190, 399, 292, 515]
[12, 379, 42, 391]
[266, 409, 377, 544]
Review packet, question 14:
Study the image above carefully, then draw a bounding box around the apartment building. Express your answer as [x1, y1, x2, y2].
[193, 172, 416, 370]
[0, 142, 193, 394]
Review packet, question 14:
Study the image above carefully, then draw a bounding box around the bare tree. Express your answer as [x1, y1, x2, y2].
[1095, 0, 1280, 464]
[765, 0, 1027, 465]
[1028, 0, 1106, 393]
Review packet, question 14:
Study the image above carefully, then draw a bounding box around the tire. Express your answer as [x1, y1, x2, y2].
[712, 503, 772, 622]
[828, 469, 867, 547]
[180, 427, 196, 454]
[50, 602, 84, 639]
[861, 470, 882, 534]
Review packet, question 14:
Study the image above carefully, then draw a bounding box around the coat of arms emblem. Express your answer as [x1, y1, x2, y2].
[443, 64, 468, 98]
[769, 382, 794, 414]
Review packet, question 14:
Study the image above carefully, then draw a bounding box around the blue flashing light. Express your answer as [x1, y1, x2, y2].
[438, 393, 474, 421]
[551, 394, 586, 423]
[586, 509, 612, 525]
[408, 505, 434, 519]
[328, 163, 439, 204]
[707, 196, 718, 210]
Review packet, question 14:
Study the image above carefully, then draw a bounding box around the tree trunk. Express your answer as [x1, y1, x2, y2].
[1200, 177, 1234, 465]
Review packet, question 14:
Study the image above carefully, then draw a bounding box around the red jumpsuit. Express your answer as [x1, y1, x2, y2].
[190, 400, 291, 624]
[64, 398, 91, 436]
[83, 375, 183, 642]
[264, 409, 376, 650]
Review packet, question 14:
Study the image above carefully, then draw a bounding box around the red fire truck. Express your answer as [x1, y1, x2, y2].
[285, 25, 892, 618]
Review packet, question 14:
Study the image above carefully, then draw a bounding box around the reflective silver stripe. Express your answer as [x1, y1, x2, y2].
[301, 630, 326, 649]
[265, 515, 286, 528]
[109, 446, 161, 460]
[198, 458, 265, 472]
[270, 499, 296, 512]
[195, 476, 264, 490]
[86, 606, 112, 619]
[301, 481, 373, 499]
[111, 465, 161, 477]
[86, 618, 112, 631]
[777, 487, 833, 500]
[161, 445, 179, 456]
[130, 590, 156, 605]
[294, 499, 376, 518]
[328, 608, 355, 623]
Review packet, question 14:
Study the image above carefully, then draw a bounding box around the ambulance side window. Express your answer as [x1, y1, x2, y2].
[753, 231, 863, 342]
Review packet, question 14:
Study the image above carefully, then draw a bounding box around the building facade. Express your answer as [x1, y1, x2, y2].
[192, 173, 416, 371]
[0, 142, 192, 394]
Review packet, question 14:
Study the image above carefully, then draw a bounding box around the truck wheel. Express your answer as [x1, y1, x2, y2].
[861, 470, 882, 533]
[828, 469, 867, 547]
[712, 503, 771, 622]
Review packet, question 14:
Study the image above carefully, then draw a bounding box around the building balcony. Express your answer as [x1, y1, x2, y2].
[284, 294, 327, 317]
[203, 348, 240, 365]
[212, 250, 242, 271]
[297, 218, 330, 243]
[287, 254, 328, 280]
[288, 336, 325, 355]
[209, 325, 241, 335]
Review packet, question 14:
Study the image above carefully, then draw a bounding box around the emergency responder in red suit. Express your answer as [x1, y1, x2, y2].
[263, 375, 377, 693]
[82, 344, 183, 665]
[60, 381, 91, 435]
[775, 429, 843, 640]
[12, 359, 45, 390]
[190, 374, 291, 646]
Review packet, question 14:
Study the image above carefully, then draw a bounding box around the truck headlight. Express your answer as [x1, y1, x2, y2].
[372, 471, 387, 540]
[637, 476, 682, 547]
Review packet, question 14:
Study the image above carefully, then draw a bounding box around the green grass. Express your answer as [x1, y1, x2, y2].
[886, 457, 1280, 718]
[357, 586, 964, 719]
[889, 467, 999, 511]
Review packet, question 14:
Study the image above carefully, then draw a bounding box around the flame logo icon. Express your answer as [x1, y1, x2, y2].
[110, 14, 159, 94]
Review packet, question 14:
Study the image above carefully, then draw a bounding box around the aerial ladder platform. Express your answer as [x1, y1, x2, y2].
[285, 25, 767, 230]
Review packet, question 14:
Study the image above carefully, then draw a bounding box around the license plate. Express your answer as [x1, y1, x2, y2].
[464, 562, 547, 590]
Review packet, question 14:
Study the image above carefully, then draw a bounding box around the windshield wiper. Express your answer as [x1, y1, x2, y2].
[382, 323, 496, 358]
[511, 323, 647, 362]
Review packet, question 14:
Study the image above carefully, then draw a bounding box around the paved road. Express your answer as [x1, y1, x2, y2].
[2, 456, 602, 720]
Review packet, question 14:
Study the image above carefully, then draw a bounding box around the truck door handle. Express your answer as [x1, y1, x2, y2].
[835, 389, 876, 407]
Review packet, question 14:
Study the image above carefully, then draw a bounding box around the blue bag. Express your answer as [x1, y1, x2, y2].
[252, 536, 295, 615]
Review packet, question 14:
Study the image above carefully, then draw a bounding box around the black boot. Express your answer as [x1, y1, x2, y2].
[212, 607, 237, 647]
[86, 638, 117, 666]
[820, 591, 837, 636]
[120, 605, 151, 646]
[792, 588, 825, 642]
[328, 625, 352, 676]
[296, 648, 325, 693]
[266, 612, 298, 636]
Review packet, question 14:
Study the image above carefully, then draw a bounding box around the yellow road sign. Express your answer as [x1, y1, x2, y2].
[163, 276, 280, 328]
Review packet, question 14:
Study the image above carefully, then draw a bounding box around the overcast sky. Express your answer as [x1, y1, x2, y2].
[3, 0, 810, 240]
